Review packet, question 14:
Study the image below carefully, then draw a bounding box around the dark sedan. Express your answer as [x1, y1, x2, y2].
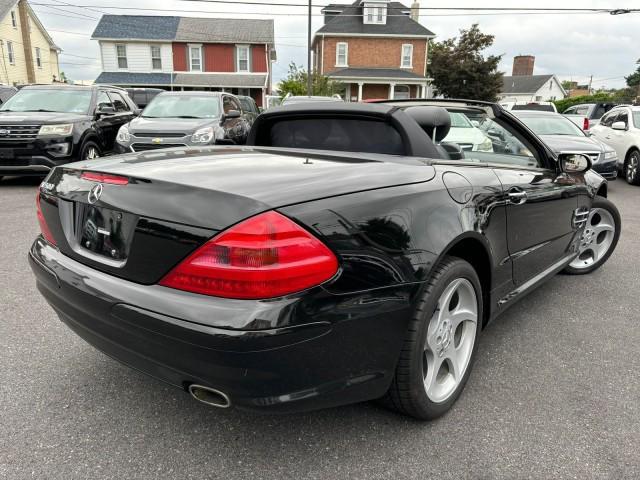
[512, 110, 618, 179]
[115, 92, 251, 153]
[30, 101, 620, 420]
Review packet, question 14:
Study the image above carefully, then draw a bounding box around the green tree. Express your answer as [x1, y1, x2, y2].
[428, 24, 503, 102]
[278, 63, 344, 98]
[625, 62, 640, 88]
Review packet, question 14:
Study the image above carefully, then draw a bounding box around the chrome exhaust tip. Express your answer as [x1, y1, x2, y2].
[188, 384, 231, 408]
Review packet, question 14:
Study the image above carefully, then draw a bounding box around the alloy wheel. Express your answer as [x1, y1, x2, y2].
[84, 146, 99, 160]
[569, 208, 616, 270]
[627, 153, 639, 184]
[423, 278, 478, 403]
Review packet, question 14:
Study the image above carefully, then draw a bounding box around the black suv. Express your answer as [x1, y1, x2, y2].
[0, 85, 138, 179]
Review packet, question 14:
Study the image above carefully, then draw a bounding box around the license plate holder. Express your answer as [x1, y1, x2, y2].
[77, 204, 135, 261]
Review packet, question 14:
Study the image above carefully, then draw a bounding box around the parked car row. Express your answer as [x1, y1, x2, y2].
[0, 85, 259, 180]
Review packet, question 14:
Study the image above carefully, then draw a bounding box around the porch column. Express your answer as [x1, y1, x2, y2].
[357, 82, 364, 101]
[389, 82, 396, 100]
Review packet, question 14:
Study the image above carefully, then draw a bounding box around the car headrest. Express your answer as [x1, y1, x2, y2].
[404, 106, 451, 142]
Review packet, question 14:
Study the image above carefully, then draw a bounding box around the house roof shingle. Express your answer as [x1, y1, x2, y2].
[317, 1, 434, 37]
[501, 75, 555, 94]
[91, 15, 274, 44]
[94, 71, 267, 88]
[175, 18, 274, 44]
[95, 72, 174, 85]
[173, 73, 267, 87]
[328, 67, 426, 79]
[91, 15, 180, 40]
[0, 0, 16, 23]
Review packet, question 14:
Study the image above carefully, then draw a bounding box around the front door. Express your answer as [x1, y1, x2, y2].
[493, 167, 580, 285]
[465, 116, 581, 286]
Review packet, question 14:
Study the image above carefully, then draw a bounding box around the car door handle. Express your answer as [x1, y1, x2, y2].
[508, 188, 527, 205]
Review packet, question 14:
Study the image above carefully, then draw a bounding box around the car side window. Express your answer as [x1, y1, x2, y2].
[600, 111, 617, 128]
[96, 90, 113, 110]
[617, 111, 629, 127]
[108, 92, 131, 113]
[446, 113, 542, 169]
[564, 107, 576, 115]
[593, 105, 606, 119]
[222, 96, 234, 114]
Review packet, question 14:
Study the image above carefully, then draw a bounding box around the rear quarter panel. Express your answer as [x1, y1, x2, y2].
[280, 164, 511, 320]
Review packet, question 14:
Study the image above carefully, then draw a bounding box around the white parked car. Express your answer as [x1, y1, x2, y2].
[442, 112, 493, 152]
[590, 105, 640, 185]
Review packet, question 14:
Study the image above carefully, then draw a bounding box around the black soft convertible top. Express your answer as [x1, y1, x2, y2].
[246, 102, 443, 159]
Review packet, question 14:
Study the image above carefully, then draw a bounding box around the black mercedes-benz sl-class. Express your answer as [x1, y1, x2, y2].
[29, 101, 621, 420]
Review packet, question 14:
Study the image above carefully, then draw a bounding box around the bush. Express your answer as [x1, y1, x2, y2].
[554, 89, 636, 113]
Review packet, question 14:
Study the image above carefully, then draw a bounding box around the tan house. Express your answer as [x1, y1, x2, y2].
[0, 0, 60, 86]
[313, 0, 434, 101]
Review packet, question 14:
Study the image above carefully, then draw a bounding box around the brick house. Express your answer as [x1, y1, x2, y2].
[313, 0, 434, 101]
[92, 15, 275, 107]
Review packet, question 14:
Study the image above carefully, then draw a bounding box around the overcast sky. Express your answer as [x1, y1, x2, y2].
[32, 0, 639, 89]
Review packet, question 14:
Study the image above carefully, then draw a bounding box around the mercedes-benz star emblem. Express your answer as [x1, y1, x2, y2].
[88, 183, 103, 204]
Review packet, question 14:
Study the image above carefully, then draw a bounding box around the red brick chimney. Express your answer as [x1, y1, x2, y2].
[512, 55, 535, 76]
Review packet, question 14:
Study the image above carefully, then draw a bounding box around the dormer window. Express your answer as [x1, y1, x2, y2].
[363, 3, 387, 24]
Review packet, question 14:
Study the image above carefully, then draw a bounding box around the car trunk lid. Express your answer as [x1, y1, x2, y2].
[38, 146, 435, 284]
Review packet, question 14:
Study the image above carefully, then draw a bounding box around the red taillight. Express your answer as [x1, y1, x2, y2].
[36, 192, 56, 246]
[81, 171, 129, 185]
[159, 211, 339, 299]
[583, 118, 590, 131]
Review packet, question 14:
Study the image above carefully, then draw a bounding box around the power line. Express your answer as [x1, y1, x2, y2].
[28, 1, 639, 16]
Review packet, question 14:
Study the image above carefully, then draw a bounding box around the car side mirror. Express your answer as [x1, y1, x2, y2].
[612, 121, 627, 131]
[558, 152, 591, 174]
[133, 108, 142, 116]
[223, 110, 241, 121]
[96, 105, 116, 117]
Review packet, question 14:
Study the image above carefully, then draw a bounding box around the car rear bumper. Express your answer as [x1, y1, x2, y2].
[29, 238, 413, 413]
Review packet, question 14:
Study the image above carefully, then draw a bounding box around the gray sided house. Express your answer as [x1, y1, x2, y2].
[92, 15, 275, 107]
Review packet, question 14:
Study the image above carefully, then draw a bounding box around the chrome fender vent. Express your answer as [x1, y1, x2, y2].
[573, 208, 590, 229]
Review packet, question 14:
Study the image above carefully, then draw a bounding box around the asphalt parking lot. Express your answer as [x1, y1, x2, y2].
[1, 176, 639, 480]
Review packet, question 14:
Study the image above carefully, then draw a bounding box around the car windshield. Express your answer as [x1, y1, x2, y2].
[518, 115, 584, 136]
[0, 89, 92, 114]
[142, 95, 221, 119]
[449, 112, 473, 128]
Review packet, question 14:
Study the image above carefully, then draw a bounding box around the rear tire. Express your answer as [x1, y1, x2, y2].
[563, 196, 620, 275]
[381, 256, 482, 420]
[625, 149, 640, 185]
[80, 141, 101, 161]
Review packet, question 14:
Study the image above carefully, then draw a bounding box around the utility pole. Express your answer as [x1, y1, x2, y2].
[307, 0, 312, 96]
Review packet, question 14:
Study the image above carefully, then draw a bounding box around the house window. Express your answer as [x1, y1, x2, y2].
[236, 45, 249, 72]
[336, 42, 348, 67]
[116, 44, 127, 69]
[151, 46, 162, 70]
[401, 44, 413, 68]
[7, 42, 14, 65]
[363, 4, 386, 24]
[189, 45, 202, 72]
[549, 81, 553, 90]
[10, 11, 16, 28]
[35, 47, 41, 69]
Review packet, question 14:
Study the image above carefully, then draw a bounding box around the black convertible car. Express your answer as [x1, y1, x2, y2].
[30, 101, 621, 420]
